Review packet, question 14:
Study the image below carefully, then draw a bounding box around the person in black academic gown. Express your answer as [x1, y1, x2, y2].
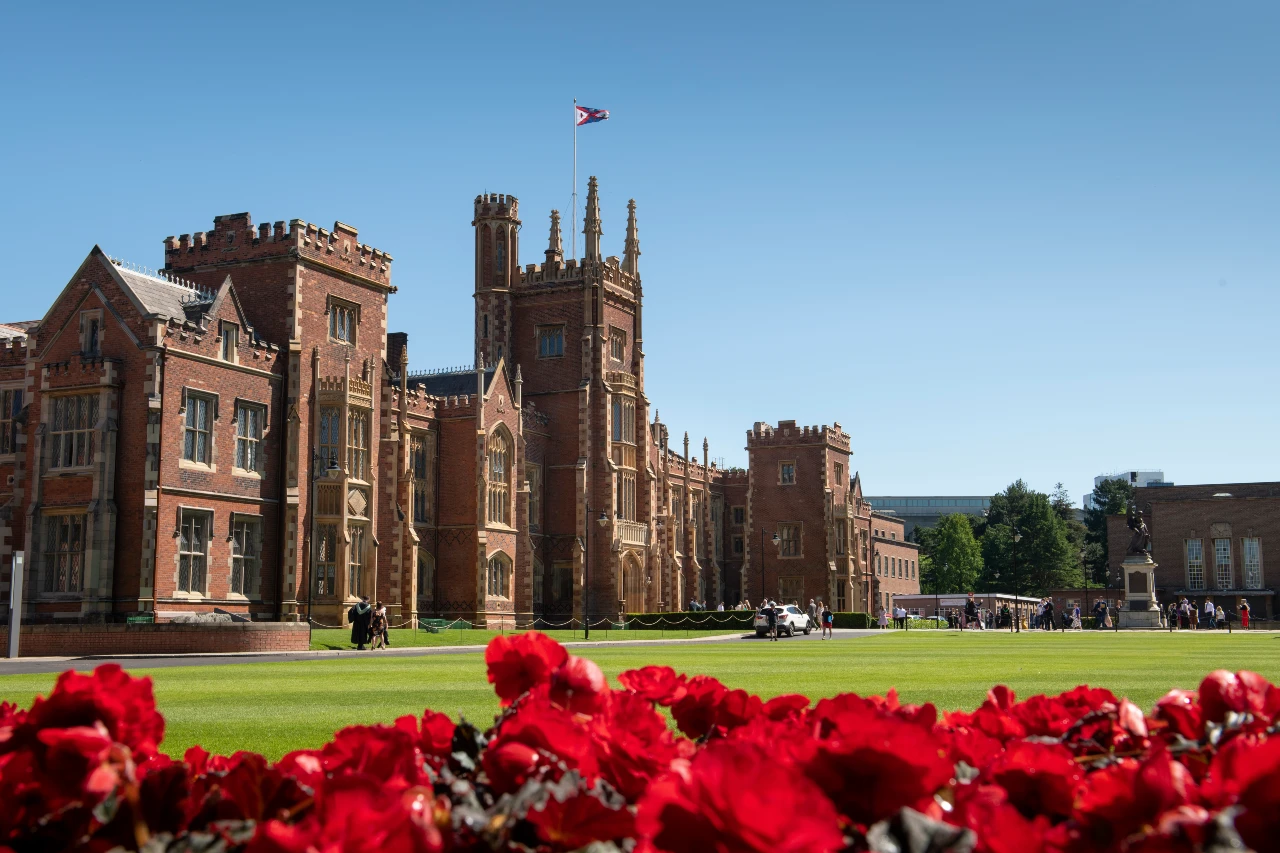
[348, 595, 373, 650]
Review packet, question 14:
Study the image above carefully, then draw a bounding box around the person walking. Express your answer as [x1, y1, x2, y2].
[1240, 599, 1251, 629]
[765, 600, 779, 641]
[1203, 598, 1216, 631]
[370, 602, 388, 650]
[807, 598, 817, 623]
[878, 606, 889, 630]
[348, 595, 373, 650]
[1042, 599, 1055, 631]
[821, 601, 834, 639]
[965, 594, 980, 631]
[1071, 604, 1082, 630]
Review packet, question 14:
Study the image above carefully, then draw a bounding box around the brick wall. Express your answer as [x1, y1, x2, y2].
[0, 622, 309, 657]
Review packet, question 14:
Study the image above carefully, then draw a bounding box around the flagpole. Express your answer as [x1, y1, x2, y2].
[572, 97, 578, 261]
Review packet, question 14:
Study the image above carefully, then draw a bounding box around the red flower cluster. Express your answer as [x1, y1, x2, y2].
[3, 636, 1280, 853]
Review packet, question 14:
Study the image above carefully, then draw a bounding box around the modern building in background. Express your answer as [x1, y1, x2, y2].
[862, 496, 992, 538]
[1084, 470, 1171, 509]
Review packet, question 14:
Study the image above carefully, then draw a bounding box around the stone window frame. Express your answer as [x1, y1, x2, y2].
[536, 324, 565, 359]
[219, 320, 240, 363]
[609, 326, 627, 362]
[732, 535, 744, 556]
[1213, 538, 1232, 589]
[318, 406, 341, 470]
[835, 519, 846, 555]
[779, 460, 796, 486]
[39, 508, 88, 597]
[731, 505, 745, 526]
[315, 523, 339, 597]
[179, 388, 218, 471]
[0, 385, 22, 457]
[1242, 537, 1263, 590]
[834, 462, 844, 488]
[327, 296, 359, 346]
[487, 550, 512, 599]
[417, 549, 436, 604]
[526, 462, 542, 531]
[348, 523, 368, 600]
[173, 505, 214, 599]
[347, 407, 371, 482]
[532, 557, 545, 608]
[232, 399, 267, 477]
[778, 522, 801, 558]
[1185, 538, 1205, 590]
[47, 390, 101, 472]
[227, 512, 263, 600]
[410, 430, 434, 525]
[486, 425, 514, 528]
[79, 308, 103, 357]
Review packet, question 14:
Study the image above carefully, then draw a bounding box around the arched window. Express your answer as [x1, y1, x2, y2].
[487, 430, 511, 525]
[495, 230, 506, 285]
[417, 551, 435, 602]
[487, 552, 511, 598]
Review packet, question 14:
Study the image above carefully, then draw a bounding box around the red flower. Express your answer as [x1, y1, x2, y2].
[1204, 734, 1280, 850]
[950, 783, 1050, 853]
[984, 740, 1081, 819]
[669, 676, 729, 739]
[617, 665, 688, 707]
[1073, 747, 1197, 847]
[592, 690, 688, 800]
[1197, 670, 1280, 725]
[549, 655, 608, 714]
[481, 741, 543, 794]
[1153, 689, 1202, 740]
[762, 694, 810, 722]
[636, 740, 844, 853]
[20, 664, 165, 759]
[485, 631, 569, 706]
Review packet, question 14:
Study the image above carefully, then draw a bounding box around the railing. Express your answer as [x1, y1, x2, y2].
[616, 520, 649, 547]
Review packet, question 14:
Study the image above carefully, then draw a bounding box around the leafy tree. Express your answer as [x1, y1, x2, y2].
[980, 480, 1081, 595]
[925, 513, 984, 593]
[1083, 477, 1135, 586]
[1052, 482, 1088, 582]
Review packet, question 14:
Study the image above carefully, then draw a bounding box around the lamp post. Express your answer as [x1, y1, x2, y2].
[584, 503, 608, 639]
[760, 527, 779, 603]
[1011, 529, 1022, 633]
[935, 561, 945, 623]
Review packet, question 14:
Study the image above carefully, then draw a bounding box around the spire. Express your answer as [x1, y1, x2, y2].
[583, 176, 602, 260]
[622, 198, 641, 276]
[546, 209, 563, 266]
[683, 431, 690, 461]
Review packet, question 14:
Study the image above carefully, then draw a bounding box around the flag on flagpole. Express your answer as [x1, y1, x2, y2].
[575, 105, 610, 126]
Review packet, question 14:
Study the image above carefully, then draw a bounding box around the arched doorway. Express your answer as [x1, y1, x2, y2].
[621, 552, 645, 614]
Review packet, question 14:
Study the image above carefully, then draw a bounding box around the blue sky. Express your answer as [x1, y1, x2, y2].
[3, 2, 1277, 505]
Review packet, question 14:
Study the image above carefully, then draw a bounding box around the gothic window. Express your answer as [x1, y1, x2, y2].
[779, 523, 800, 558]
[693, 492, 704, 559]
[495, 232, 506, 285]
[182, 393, 212, 465]
[81, 312, 101, 357]
[611, 396, 635, 443]
[234, 403, 263, 473]
[329, 299, 357, 345]
[348, 410, 369, 481]
[319, 407, 341, 468]
[411, 433, 433, 524]
[617, 471, 636, 521]
[1213, 538, 1232, 588]
[349, 525, 367, 597]
[733, 536, 744, 555]
[0, 388, 21, 455]
[51, 393, 98, 469]
[1243, 538, 1262, 589]
[537, 326, 564, 358]
[231, 517, 260, 596]
[220, 322, 239, 363]
[836, 520, 846, 555]
[732, 506, 745, 526]
[316, 524, 338, 595]
[609, 327, 626, 361]
[527, 463, 542, 530]
[487, 429, 511, 525]
[533, 559, 544, 608]
[835, 462, 844, 486]
[780, 461, 796, 485]
[418, 551, 435, 602]
[487, 552, 511, 598]
[177, 511, 210, 594]
[42, 513, 85, 594]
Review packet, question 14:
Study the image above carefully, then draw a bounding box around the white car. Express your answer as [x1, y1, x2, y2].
[754, 605, 813, 638]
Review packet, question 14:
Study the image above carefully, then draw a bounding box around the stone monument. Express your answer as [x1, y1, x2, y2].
[1119, 507, 1162, 628]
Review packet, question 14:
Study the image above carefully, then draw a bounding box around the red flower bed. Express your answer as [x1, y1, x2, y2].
[2, 632, 1279, 852]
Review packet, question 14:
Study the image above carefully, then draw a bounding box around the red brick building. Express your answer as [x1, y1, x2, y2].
[0, 181, 908, 632]
[1107, 483, 1276, 619]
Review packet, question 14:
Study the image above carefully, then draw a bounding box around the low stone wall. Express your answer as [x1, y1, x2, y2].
[0, 622, 310, 658]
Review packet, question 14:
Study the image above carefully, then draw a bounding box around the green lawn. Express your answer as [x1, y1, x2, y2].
[1, 632, 1275, 761]
[308, 626, 744, 650]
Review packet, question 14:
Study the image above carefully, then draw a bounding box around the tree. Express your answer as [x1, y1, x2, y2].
[980, 480, 1080, 596]
[925, 513, 983, 594]
[1052, 482, 1088, 583]
[1083, 477, 1135, 586]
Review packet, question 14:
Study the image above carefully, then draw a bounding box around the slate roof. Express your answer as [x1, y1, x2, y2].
[0, 321, 37, 339]
[113, 267, 214, 321]
[406, 366, 497, 397]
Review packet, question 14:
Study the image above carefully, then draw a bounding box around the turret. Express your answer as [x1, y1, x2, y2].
[472, 193, 520, 367]
[583, 176, 602, 261]
[622, 199, 640, 276]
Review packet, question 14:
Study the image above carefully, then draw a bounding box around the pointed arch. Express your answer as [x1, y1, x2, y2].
[621, 551, 646, 613]
[487, 425, 513, 526]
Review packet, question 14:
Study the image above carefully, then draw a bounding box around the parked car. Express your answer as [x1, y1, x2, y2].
[754, 605, 813, 637]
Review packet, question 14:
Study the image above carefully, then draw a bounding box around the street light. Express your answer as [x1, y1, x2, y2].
[760, 528, 779, 603]
[584, 505, 608, 639]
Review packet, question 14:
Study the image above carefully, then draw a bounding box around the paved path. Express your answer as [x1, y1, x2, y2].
[0, 628, 888, 677]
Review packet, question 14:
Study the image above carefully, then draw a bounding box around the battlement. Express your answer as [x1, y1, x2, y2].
[474, 193, 519, 221]
[714, 468, 750, 485]
[747, 419, 851, 451]
[518, 260, 583, 285]
[164, 214, 392, 288]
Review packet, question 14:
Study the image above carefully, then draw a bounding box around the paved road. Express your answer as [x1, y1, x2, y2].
[0, 628, 887, 677]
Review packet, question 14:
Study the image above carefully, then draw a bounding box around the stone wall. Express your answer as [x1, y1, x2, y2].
[0, 622, 309, 657]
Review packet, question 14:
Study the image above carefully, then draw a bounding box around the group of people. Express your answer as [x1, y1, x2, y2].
[1167, 597, 1249, 630]
[347, 595, 392, 650]
[754, 598, 836, 640]
[876, 605, 911, 629]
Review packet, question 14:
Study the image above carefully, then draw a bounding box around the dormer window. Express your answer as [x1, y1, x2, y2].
[220, 322, 239, 363]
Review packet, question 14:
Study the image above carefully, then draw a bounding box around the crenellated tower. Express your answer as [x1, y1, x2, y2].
[472, 193, 520, 367]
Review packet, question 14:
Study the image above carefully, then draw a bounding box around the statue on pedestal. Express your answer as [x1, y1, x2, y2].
[1126, 506, 1152, 556]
